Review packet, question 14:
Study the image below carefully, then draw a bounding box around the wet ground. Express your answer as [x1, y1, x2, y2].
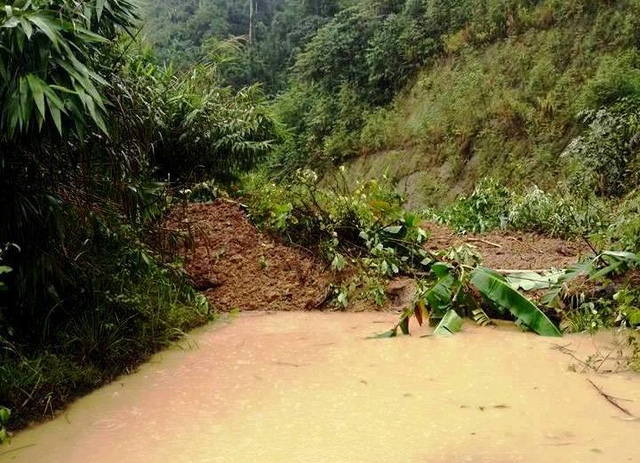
[2, 312, 638, 463]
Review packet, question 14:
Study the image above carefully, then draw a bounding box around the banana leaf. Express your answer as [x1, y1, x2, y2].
[506, 270, 563, 291]
[541, 259, 596, 307]
[425, 264, 458, 318]
[433, 309, 463, 336]
[470, 267, 561, 337]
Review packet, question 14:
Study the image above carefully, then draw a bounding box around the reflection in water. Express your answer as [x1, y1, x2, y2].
[1, 312, 638, 463]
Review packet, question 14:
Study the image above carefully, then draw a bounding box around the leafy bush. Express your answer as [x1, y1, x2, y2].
[603, 190, 640, 252]
[0, 0, 136, 137]
[240, 169, 429, 274]
[115, 51, 281, 182]
[241, 171, 562, 337]
[541, 250, 640, 332]
[435, 178, 510, 233]
[578, 52, 640, 110]
[431, 178, 609, 238]
[563, 98, 640, 196]
[509, 187, 607, 238]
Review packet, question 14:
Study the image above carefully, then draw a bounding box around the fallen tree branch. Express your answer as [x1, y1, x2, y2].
[552, 343, 595, 373]
[466, 238, 502, 248]
[494, 269, 552, 274]
[587, 379, 635, 417]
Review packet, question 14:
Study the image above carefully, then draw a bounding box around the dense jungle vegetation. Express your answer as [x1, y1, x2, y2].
[1, 0, 640, 437]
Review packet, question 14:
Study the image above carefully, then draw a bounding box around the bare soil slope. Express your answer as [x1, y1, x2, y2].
[164, 201, 330, 311]
[424, 223, 590, 270]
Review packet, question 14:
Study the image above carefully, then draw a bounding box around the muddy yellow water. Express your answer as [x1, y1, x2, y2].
[2, 312, 639, 463]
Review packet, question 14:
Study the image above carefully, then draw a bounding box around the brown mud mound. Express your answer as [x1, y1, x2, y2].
[164, 200, 330, 311]
[424, 223, 590, 270]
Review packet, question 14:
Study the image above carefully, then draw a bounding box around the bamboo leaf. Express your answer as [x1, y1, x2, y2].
[28, 15, 59, 48]
[26, 74, 46, 119]
[96, 0, 106, 21]
[471, 267, 561, 337]
[47, 99, 62, 134]
[19, 17, 33, 39]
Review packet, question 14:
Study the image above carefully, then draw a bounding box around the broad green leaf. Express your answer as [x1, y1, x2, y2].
[0, 266, 12, 275]
[2, 16, 19, 29]
[433, 309, 463, 336]
[471, 267, 561, 337]
[76, 28, 109, 44]
[42, 84, 66, 110]
[19, 17, 33, 39]
[506, 271, 562, 291]
[96, 0, 106, 21]
[629, 310, 640, 326]
[0, 407, 9, 424]
[26, 74, 46, 119]
[425, 272, 457, 317]
[28, 15, 59, 48]
[601, 251, 640, 263]
[431, 262, 451, 278]
[47, 100, 62, 134]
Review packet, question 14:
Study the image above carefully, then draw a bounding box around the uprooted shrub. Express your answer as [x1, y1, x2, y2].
[240, 169, 429, 270]
[240, 170, 563, 336]
[431, 178, 609, 239]
[563, 97, 640, 197]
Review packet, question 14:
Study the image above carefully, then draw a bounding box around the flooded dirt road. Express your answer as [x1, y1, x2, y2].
[2, 312, 638, 463]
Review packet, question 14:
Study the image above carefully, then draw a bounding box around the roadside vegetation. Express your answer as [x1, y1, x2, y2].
[0, 0, 277, 435]
[239, 172, 640, 338]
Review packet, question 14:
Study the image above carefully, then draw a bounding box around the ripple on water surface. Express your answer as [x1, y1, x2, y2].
[1, 312, 639, 463]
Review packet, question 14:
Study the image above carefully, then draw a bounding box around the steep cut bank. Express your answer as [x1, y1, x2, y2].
[325, 2, 640, 208]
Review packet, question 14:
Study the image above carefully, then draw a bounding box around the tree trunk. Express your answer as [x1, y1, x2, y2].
[249, 0, 255, 44]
